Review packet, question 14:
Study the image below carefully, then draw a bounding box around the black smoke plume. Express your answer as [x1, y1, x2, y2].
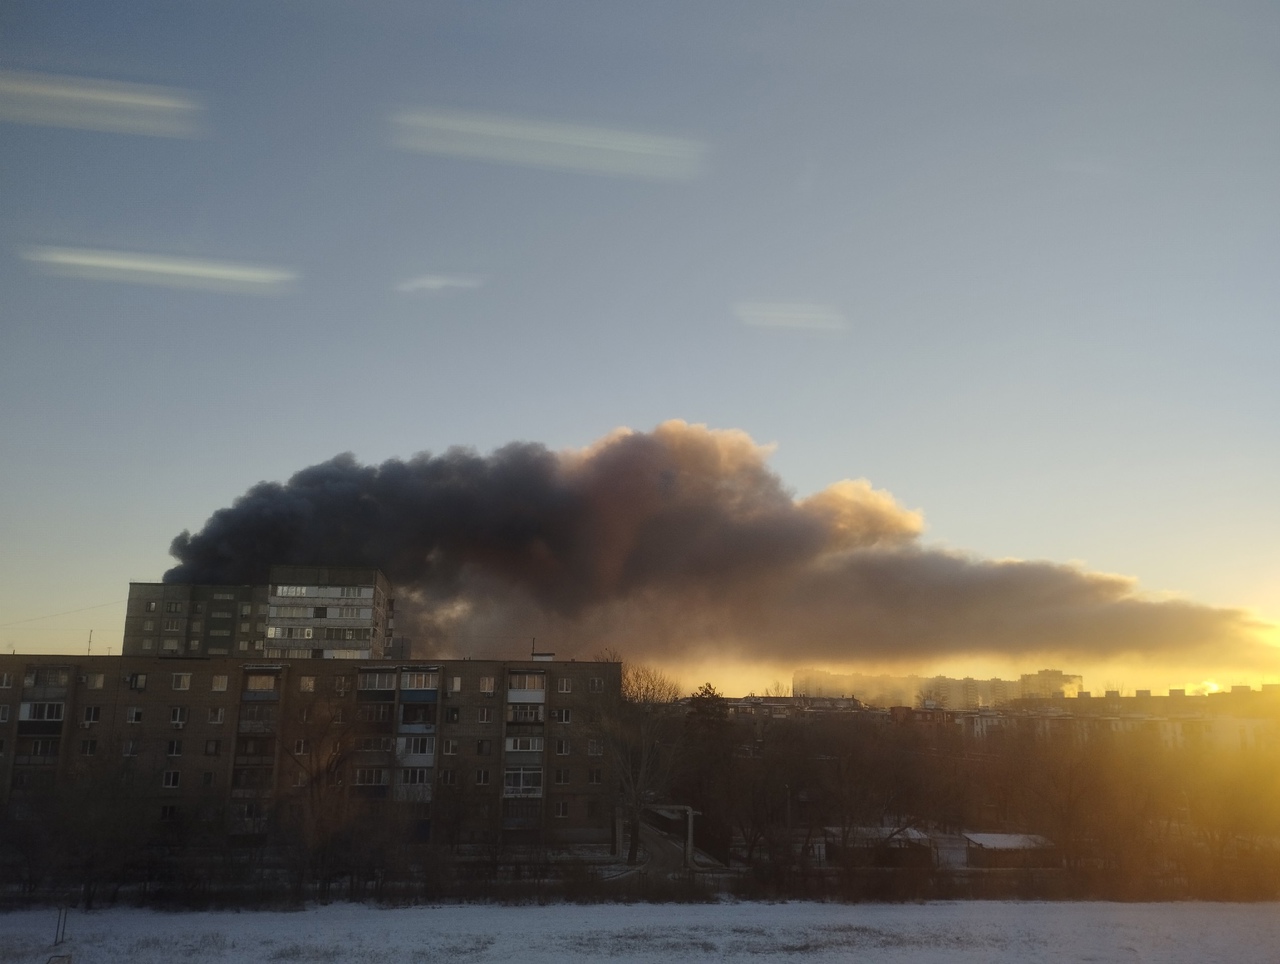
[166, 421, 1269, 667]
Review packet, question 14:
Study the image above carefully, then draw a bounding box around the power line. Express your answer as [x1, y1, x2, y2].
[0, 599, 126, 629]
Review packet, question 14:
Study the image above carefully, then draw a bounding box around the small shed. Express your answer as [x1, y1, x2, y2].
[826, 826, 934, 868]
[963, 832, 1058, 868]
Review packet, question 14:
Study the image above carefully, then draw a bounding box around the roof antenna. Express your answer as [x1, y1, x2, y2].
[87, 629, 93, 656]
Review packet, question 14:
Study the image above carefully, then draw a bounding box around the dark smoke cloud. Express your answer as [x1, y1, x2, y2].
[167, 421, 1271, 667]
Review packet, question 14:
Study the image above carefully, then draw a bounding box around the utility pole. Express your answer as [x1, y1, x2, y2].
[87, 629, 92, 656]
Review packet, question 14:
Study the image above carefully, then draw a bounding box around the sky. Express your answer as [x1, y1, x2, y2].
[1, 1, 1277, 695]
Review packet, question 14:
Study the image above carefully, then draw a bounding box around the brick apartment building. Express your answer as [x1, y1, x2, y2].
[0, 652, 621, 846]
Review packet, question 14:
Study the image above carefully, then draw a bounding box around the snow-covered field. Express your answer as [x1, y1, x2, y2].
[2, 901, 1277, 964]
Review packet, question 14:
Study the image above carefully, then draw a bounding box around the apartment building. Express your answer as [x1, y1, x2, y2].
[123, 566, 394, 661]
[0, 653, 620, 847]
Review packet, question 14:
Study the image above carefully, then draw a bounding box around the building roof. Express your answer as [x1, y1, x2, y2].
[963, 833, 1053, 850]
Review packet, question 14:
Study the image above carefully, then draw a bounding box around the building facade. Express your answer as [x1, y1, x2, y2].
[0, 652, 620, 846]
[122, 566, 394, 661]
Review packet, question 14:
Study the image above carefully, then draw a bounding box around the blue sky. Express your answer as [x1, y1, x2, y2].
[1, 1, 1277, 689]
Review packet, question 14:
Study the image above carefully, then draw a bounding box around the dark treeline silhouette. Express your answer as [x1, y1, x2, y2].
[670, 689, 1280, 900]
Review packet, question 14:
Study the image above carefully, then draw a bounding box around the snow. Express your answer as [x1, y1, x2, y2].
[962, 833, 1053, 850]
[1, 900, 1278, 964]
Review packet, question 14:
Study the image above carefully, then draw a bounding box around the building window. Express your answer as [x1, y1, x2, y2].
[554, 801, 570, 818]
[478, 707, 492, 724]
[445, 707, 460, 724]
[80, 739, 97, 756]
[165, 602, 182, 613]
[555, 739, 570, 756]
[172, 673, 191, 691]
[123, 740, 138, 757]
[211, 675, 228, 692]
[142, 638, 154, 650]
[357, 736, 394, 753]
[189, 621, 202, 634]
[129, 673, 147, 690]
[401, 671, 438, 690]
[357, 704, 390, 723]
[479, 676, 495, 694]
[245, 675, 276, 692]
[163, 771, 181, 789]
[208, 707, 225, 724]
[476, 739, 492, 756]
[507, 703, 544, 724]
[163, 619, 181, 632]
[171, 706, 188, 727]
[589, 677, 604, 693]
[399, 736, 432, 757]
[203, 771, 216, 787]
[86, 673, 104, 690]
[439, 768, 457, 787]
[0, 673, 10, 689]
[587, 739, 603, 756]
[167, 740, 183, 757]
[205, 740, 221, 756]
[552, 708, 572, 724]
[400, 767, 430, 785]
[299, 676, 316, 693]
[558, 678, 572, 694]
[554, 768, 570, 785]
[358, 672, 396, 691]
[508, 673, 546, 691]
[293, 739, 309, 755]
[145, 601, 157, 612]
[505, 736, 543, 752]
[442, 739, 458, 756]
[83, 705, 100, 723]
[126, 707, 143, 724]
[449, 676, 462, 693]
[160, 805, 179, 821]
[0, 706, 8, 723]
[503, 767, 542, 796]
[333, 676, 349, 696]
[275, 585, 309, 597]
[588, 767, 602, 785]
[476, 769, 491, 786]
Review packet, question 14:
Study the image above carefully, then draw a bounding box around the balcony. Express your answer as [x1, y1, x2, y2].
[234, 755, 275, 766]
[14, 754, 59, 766]
[392, 785, 432, 803]
[502, 786, 543, 798]
[238, 720, 276, 734]
[397, 753, 435, 767]
[396, 722, 435, 735]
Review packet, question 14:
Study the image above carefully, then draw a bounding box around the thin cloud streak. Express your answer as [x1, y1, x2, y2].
[395, 274, 483, 294]
[390, 108, 706, 181]
[22, 247, 296, 295]
[735, 302, 847, 331]
[0, 70, 206, 138]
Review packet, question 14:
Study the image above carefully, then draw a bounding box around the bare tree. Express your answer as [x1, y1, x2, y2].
[595, 651, 682, 864]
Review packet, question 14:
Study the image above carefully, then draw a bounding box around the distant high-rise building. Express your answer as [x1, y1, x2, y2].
[123, 566, 394, 660]
[1018, 668, 1083, 699]
[792, 668, 1071, 709]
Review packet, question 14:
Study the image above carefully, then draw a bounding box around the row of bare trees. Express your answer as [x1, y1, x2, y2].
[600, 666, 1280, 898]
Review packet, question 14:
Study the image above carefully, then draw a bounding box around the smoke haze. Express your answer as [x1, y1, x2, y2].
[166, 421, 1271, 672]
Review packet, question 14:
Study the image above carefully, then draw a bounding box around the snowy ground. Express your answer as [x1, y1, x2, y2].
[2, 900, 1278, 964]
